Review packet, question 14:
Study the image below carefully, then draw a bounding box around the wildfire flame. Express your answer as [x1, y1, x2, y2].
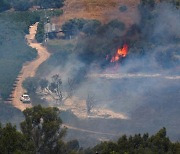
[110, 44, 128, 63]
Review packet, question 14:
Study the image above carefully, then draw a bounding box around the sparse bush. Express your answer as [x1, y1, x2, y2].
[119, 5, 127, 12]
[13, 0, 32, 11]
[62, 18, 87, 38]
[82, 20, 101, 36]
[141, 0, 155, 8]
[22, 77, 39, 93]
[10, 0, 65, 11]
[36, 0, 65, 9]
[107, 19, 125, 31]
[35, 20, 44, 43]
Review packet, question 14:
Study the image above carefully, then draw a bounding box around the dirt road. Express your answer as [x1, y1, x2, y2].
[12, 23, 50, 111]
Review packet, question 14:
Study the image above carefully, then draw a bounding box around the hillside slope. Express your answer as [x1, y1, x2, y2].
[54, 0, 140, 28]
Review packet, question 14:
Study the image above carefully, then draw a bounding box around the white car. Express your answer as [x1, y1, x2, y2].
[20, 94, 31, 103]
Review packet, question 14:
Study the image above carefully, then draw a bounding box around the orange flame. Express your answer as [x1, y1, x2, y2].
[110, 44, 128, 63]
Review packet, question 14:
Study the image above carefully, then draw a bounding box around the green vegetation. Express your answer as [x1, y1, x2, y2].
[0, 101, 24, 124]
[12, 0, 32, 11]
[35, 0, 65, 9]
[0, 0, 65, 12]
[22, 77, 39, 94]
[35, 21, 44, 43]
[1, 9, 63, 34]
[23, 74, 74, 105]
[61, 18, 126, 65]
[62, 18, 89, 38]
[0, 14, 38, 100]
[0, 105, 80, 154]
[175, 0, 180, 7]
[141, 0, 155, 8]
[0, 105, 179, 153]
[0, 9, 63, 100]
[20, 105, 66, 153]
[35, 9, 63, 43]
[86, 128, 180, 154]
[62, 18, 101, 38]
[40, 18, 126, 70]
[0, 0, 11, 12]
[0, 123, 29, 153]
[1, 11, 41, 33]
[141, 0, 180, 7]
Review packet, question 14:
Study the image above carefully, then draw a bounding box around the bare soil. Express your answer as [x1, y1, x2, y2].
[59, 96, 128, 119]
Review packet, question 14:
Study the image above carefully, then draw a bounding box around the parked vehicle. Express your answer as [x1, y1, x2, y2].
[20, 94, 31, 103]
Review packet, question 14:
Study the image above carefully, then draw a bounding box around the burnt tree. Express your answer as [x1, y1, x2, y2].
[86, 93, 96, 115]
[46, 74, 75, 104]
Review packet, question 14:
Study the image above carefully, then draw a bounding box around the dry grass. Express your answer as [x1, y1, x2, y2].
[82, 0, 117, 8]
[45, 96, 128, 120]
[52, 0, 141, 28]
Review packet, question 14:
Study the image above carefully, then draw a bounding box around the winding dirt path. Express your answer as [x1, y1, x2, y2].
[12, 22, 50, 111]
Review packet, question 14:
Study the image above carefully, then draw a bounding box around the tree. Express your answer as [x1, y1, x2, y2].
[140, 0, 155, 8]
[62, 18, 87, 38]
[82, 20, 101, 36]
[22, 77, 39, 93]
[48, 74, 63, 102]
[66, 78, 76, 98]
[107, 19, 125, 31]
[36, 0, 65, 9]
[149, 127, 172, 153]
[0, 123, 29, 153]
[90, 128, 180, 154]
[13, 0, 32, 11]
[117, 135, 128, 152]
[20, 105, 67, 153]
[66, 140, 80, 151]
[39, 78, 49, 92]
[175, 0, 180, 7]
[46, 74, 75, 104]
[0, 0, 11, 12]
[36, 21, 44, 43]
[86, 93, 96, 114]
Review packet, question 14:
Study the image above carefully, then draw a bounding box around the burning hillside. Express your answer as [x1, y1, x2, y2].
[36, 0, 180, 146]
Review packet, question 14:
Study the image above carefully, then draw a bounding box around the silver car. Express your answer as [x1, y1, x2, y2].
[20, 94, 31, 103]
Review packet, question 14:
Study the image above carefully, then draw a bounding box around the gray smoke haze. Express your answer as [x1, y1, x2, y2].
[44, 3, 180, 146]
